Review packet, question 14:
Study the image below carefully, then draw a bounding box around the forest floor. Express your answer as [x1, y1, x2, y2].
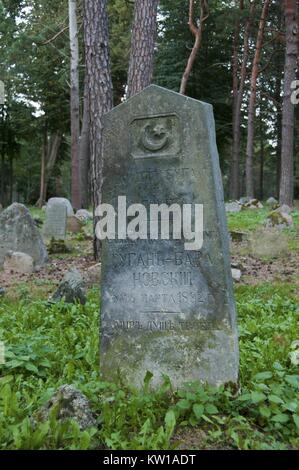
[0, 204, 299, 450]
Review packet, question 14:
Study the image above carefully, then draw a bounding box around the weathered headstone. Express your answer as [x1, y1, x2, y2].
[0, 203, 48, 267]
[47, 198, 74, 216]
[43, 202, 67, 241]
[100, 85, 239, 388]
[50, 268, 86, 305]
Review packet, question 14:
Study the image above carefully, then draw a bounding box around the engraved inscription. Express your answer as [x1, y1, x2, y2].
[130, 114, 181, 159]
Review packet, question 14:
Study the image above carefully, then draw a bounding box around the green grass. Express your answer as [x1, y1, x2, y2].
[227, 208, 269, 232]
[0, 205, 297, 449]
[0, 283, 298, 450]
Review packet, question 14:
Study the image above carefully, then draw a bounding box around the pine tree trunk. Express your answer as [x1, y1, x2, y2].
[180, 0, 209, 96]
[230, 0, 254, 200]
[127, 0, 159, 99]
[245, 0, 271, 198]
[275, 72, 282, 198]
[69, 0, 81, 209]
[36, 131, 62, 207]
[84, 0, 113, 260]
[259, 116, 264, 200]
[279, 0, 298, 206]
[36, 124, 48, 208]
[79, 76, 90, 209]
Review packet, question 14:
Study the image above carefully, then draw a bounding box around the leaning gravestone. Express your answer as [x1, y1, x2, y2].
[0, 203, 48, 267]
[100, 85, 239, 388]
[43, 202, 67, 241]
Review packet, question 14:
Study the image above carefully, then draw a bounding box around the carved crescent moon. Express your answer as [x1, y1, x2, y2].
[141, 125, 169, 152]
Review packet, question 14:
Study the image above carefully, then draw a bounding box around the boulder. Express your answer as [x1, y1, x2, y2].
[76, 209, 93, 222]
[244, 199, 263, 209]
[0, 203, 48, 267]
[225, 202, 241, 213]
[266, 197, 278, 208]
[4, 251, 34, 274]
[67, 216, 84, 233]
[50, 268, 86, 305]
[239, 197, 251, 205]
[275, 204, 292, 215]
[231, 268, 242, 282]
[266, 211, 293, 229]
[47, 198, 74, 217]
[37, 385, 96, 430]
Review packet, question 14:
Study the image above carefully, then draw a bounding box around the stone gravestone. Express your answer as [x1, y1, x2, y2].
[43, 202, 67, 241]
[100, 85, 238, 388]
[0, 203, 48, 267]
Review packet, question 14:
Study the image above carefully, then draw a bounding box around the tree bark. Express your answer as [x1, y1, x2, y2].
[279, 0, 298, 206]
[275, 69, 282, 197]
[259, 115, 264, 200]
[84, 0, 113, 260]
[245, 0, 272, 198]
[230, 0, 255, 200]
[127, 0, 159, 99]
[36, 124, 48, 208]
[36, 130, 62, 208]
[180, 0, 209, 95]
[79, 76, 90, 209]
[69, 0, 81, 209]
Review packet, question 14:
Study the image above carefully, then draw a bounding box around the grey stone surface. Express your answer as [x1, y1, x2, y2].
[244, 199, 263, 209]
[100, 85, 239, 388]
[47, 197, 74, 216]
[266, 197, 278, 207]
[50, 268, 86, 305]
[225, 202, 241, 213]
[37, 385, 96, 430]
[231, 268, 242, 282]
[43, 201, 67, 241]
[76, 209, 93, 221]
[238, 197, 250, 205]
[275, 204, 292, 215]
[266, 211, 293, 229]
[4, 251, 34, 274]
[0, 203, 48, 267]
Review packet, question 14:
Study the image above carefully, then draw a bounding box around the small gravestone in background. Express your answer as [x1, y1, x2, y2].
[0, 203, 48, 268]
[50, 268, 86, 305]
[100, 85, 239, 388]
[43, 202, 67, 241]
[47, 198, 74, 217]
